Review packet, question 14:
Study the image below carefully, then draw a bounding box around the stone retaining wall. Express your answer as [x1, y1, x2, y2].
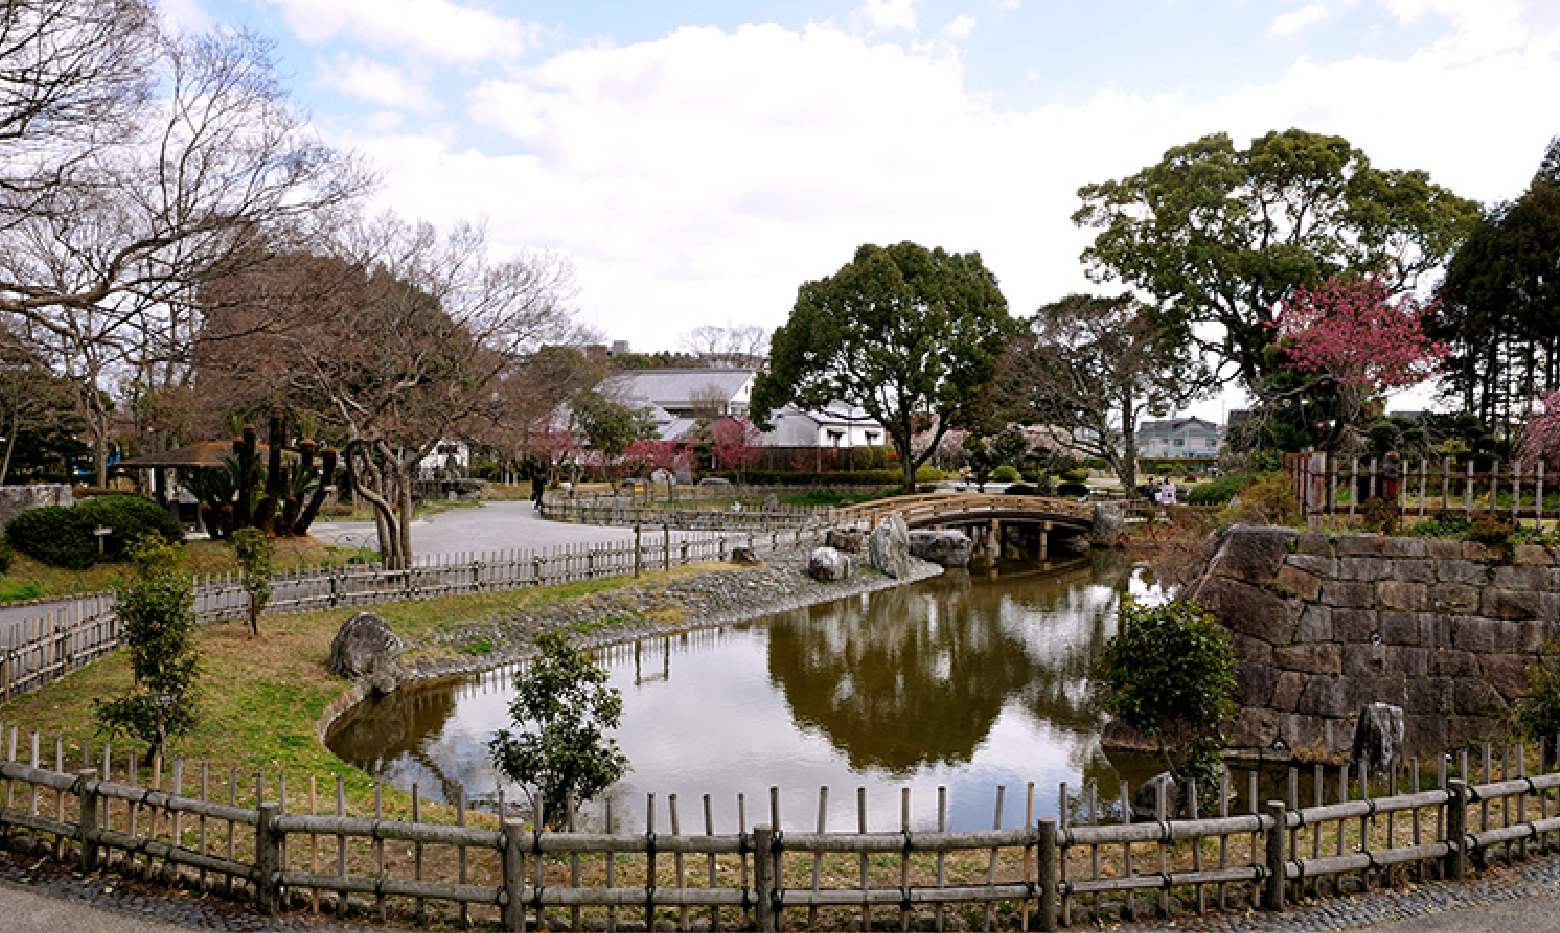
[0, 484, 72, 529]
[1186, 523, 1560, 759]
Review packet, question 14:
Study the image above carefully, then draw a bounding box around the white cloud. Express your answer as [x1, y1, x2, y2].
[159, 0, 213, 34]
[266, 0, 542, 63]
[941, 14, 978, 39]
[860, 0, 918, 31]
[1270, 4, 1331, 36]
[317, 55, 439, 113]
[323, 15, 1560, 354]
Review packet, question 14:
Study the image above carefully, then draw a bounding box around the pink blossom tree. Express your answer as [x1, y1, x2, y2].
[1520, 391, 1560, 466]
[1273, 276, 1449, 451]
[710, 417, 763, 483]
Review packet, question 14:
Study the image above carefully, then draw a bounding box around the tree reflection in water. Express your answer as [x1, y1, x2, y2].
[326, 550, 1160, 829]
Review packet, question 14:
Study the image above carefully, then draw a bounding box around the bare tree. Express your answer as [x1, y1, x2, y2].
[198, 214, 582, 566]
[998, 294, 1212, 494]
[680, 324, 768, 369]
[0, 10, 371, 483]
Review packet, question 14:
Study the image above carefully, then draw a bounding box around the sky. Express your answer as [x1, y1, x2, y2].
[165, 0, 1560, 419]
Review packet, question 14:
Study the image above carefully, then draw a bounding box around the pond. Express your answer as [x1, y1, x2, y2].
[326, 550, 1161, 832]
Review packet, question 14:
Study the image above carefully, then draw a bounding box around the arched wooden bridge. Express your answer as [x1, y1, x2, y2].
[828, 493, 1099, 559]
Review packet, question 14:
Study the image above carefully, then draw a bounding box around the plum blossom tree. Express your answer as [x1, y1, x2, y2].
[710, 416, 762, 482]
[1520, 391, 1560, 466]
[1272, 275, 1449, 452]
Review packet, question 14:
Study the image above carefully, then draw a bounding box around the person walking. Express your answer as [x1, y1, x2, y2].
[531, 467, 548, 510]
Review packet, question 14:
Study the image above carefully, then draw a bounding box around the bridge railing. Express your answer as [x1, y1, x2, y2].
[830, 493, 1097, 527]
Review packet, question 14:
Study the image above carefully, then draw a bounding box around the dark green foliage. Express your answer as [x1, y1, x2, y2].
[1077, 128, 1479, 391]
[6, 505, 99, 568]
[5, 495, 181, 568]
[0, 539, 15, 574]
[1056, 482, 1090, 497]
[990, 465, 1020, 483]
[1185, 472, 1259, 506]
[488, 632, 629, 826]
[1360, 496, 1399, 535]
[1095, 599, 1238, 792]
[94, 535, 200, 759]
[80, 495, 184, 556]
[233, 528, 275, 636]
[752, 241, 1015, 491]
[1405, 514, 1472, 537]
[1518, 635, 1560, 767]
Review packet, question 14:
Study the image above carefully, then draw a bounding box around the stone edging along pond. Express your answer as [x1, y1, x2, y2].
[316, 547, 945, 745]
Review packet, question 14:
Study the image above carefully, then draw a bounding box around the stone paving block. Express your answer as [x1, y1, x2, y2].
[1273, 643, 1341, 674]
[1332, 607, 1379, 642]
[1493, 564, 1548, 590]
[1274, 563, 1321, 601]
[1296, 604, 1333, 643]
[1377, 610, 1419, 645]
[1514, 543, 1557, 566]
[1438, 560, 1489, 586]
[1425, 537, 1465, 559]
[1429, 582, 1480, 612]
[1293, 533, 1335, 556]
[1284, 553, 1335, 577]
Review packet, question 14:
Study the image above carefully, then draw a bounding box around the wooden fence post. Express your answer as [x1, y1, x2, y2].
[255, 803, 281, 914]
[1037, 817, 1058, 932]
[1264, 800, 1286, 911]
[76, 769, 100, 872]
[753, 824, 777, 932]
[502, 819, 528, 932]
[1447, 779, 1468, 880]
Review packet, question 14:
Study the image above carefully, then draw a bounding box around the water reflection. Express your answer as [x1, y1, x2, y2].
[326, 550, 1157, 831]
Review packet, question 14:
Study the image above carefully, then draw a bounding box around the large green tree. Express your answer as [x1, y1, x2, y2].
[751, 241, 1015, 490]
[1074, 129, 1480, 390]
[996, 294, 1211, 494]
[1434, 136, 1560, 431]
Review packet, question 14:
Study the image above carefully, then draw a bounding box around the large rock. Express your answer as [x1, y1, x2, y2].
[1350, 702, 1404, 777]
[825, 528, 867, 553]
[807, 546, 853, 582]
[328, 611, 403, 693]
[1092, 502, 1125, 539]
[909, 530, 972, 568]
[0, 484, 73, 530]
[868, 513, 912, 579]
[1132, 772, 1179, 821]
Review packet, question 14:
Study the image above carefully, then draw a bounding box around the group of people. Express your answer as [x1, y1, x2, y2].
[1147, 476, 1178, 506]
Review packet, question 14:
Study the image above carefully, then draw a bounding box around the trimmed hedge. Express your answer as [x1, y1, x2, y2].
[1184, 471, 1260, 507]
[6, 495, 183, 568]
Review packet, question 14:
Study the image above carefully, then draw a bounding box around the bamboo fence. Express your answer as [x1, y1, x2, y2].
[0, 524, 824, 704]
[1285, 452, 1558, 531]
[3, 721, 1560, 931]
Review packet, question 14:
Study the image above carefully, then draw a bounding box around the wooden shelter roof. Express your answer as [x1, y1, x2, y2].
[118, 441, 288, 469]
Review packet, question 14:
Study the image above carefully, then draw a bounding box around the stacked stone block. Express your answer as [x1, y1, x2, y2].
[1185, 524, 1560, 759]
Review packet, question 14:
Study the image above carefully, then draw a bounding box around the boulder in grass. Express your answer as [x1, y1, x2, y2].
[328, 611, 403, 693]
[1351, 702, 1405, 778]
[1132, 772, 1179, 822]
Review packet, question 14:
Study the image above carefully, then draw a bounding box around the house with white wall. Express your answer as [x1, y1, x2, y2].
[1134, 417, 1222, 458]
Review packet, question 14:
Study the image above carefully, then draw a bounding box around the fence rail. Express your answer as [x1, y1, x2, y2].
[3, 723, 1560, 930]
[1, 524, 822, 704]
[1285, 452, 1555, 531]
[541, 493, 824, 531]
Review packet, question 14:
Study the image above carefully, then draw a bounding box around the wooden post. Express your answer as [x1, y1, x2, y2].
[634, 524, 642, 578]
[502, 820, 528, 932]
[77, 769, 100, 872]
[1447, 780, 1468, 880]
[1263, 800, 1285, 911]
[1306, 452, 1327, 531]
[1037, 817, 1058, 932]
[255, 803, 281, 914]
[753, 824, 777, 933]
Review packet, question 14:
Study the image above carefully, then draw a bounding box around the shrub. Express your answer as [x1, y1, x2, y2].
[6, 505, 99, 568]
[6, 495, 183, 568]
[78, 495, 184, 558]
[914, 464, 943, 483]
[1215, 473, 1301, 529]
[0, 540, 13, 574]
[1060, 467, 1090, 483]
[1094, 599, 1237, 813]
[1360, 496, 1399, 535]
[1185, 471, 1257, 506]
[990, 465, 1020, 483]
[1520, 635, 1560, 769]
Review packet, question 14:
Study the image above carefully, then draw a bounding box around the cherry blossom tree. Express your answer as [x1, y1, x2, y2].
[710, 416, 762, 482]
[1520, 391, 1560, 466]
[1271, 275, 1449, 452]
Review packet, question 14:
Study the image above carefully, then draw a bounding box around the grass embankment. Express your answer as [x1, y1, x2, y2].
[0, 564, 708, 801]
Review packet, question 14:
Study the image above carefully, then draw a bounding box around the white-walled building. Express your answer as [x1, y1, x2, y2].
[761, 402, 886, 449]
[1134, 417, 1222, 458]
